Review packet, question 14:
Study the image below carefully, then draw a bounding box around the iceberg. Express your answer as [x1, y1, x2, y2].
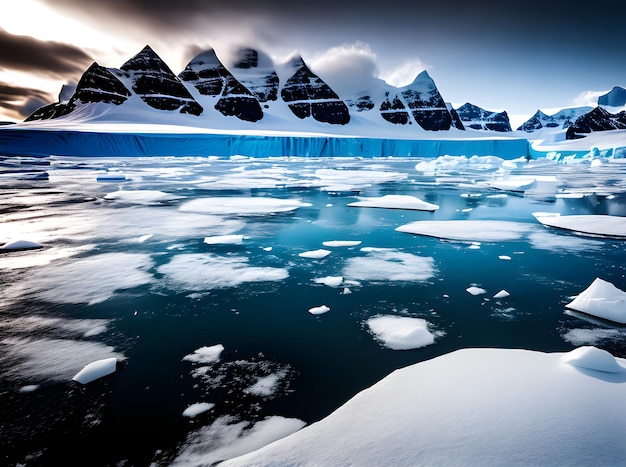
[466, 286, 487, 296]
[183, 402, 215, 418]
[72, 357, 117, 384]
[308, 305, 330, 315]
[183, 344, 225, 364]
[565, 278, 626, 324]
[347, 194, 439, 211]
[493, 290, 510, 299]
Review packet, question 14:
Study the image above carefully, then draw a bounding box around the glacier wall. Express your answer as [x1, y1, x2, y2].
[0, 128, 531, 158]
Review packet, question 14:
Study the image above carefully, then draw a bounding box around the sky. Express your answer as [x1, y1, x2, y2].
[1, 0, 625, 125]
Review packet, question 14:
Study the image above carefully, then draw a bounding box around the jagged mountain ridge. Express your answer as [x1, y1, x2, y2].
[455, 103, 511, 132]
[24, 44, 626, 140]
[26, 45, 461, 132]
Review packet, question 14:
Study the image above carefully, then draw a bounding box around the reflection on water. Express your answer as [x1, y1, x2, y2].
[2, 154, 626, 465]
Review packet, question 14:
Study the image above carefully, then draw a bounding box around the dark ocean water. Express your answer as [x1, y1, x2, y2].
[1, 155, 625, 466]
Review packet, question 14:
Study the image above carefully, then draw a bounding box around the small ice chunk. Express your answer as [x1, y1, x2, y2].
[19, 385, 39, 393]
[299, 249, 331, 259]
[322, 240, 362, 247]
[183, 344, 224, 364]
[183, 402, 215, 418]
[204, 234, 244, 245]
[499, 255, 511, 260]
[347, 194, 439, 211]
[262, 247, 273, 251]
[308, 305, 330, 315]
[565, 278, 626, 324]
[103, 189, 179, 204]
[1, 240, 44, 251]
[466, 286, 487, 296]
[493, 290, 510, 299]
[72, 357, 117, 384]
[561, 346, 625, 373]
[342, 287, 352, 295]
[314, 276, 343, 287]
[367, 315, 438, 350]
[137, 234, 153, 243]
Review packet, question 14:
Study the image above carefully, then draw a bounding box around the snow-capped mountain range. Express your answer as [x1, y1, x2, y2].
[24, 45, 626, 140]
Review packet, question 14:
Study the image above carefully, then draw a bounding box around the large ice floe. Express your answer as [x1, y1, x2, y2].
[534, 213, 626, 239]
[219, 347, 626, 466]
[179, 197, 311, 215]
[566, 278, 626, 324]
[396, 220, 533, 242]
[347, 194, 439, 211]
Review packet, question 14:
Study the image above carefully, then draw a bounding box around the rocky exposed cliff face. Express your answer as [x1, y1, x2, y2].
[179, 49, 262, 122]
[566, 107, 626, 139]
[116, 45, 203, 116]
[455, 103, 511, 132]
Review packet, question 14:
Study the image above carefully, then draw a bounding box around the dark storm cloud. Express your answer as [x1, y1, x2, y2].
[0, 82, 53, 119]
[0, 28, 92, 77]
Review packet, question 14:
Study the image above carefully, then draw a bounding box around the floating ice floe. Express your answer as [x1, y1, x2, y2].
[343, 248, 435, 282]
[72, 357, 117, 384]
[493, 290, 510, 299]
[466, 286, 487, 296]
[0, 240, 44, 251]
[103, 189, 180, 204]
[488, 176, 561, 196]
[533, 214, 626, 239]
[180, 197, 312, 215]
[347, 194, 439, 211]
[183, 344, 225, 364]
[313, 276, 343, 287]
[565, 278, 626, 324]
[299, 249, 331, 259]
[414, 155, 504, 173]
[157, 254, 288, 290]
[308, 305, 330, 315]
[219, 347, 626, 466]
[396, 220, 532, 242]
[321, 240, 362, 247]
[183, 402, 215, 418]
[204, 234, 244, 245]
[366, 315, 439, 350]
[498, 255, 511, 261]
[561, 346, 625, 373]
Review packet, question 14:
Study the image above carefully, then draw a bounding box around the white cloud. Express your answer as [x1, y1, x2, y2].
[380, 58, 430, 87]
[571, 89, 607, 107]
[309, 41, 379, 96]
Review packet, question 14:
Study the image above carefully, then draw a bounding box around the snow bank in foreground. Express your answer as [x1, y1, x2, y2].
[347, 194, 439, 211]
[367, 315, 438, 350]
[534, 214, 626, 239]
[566, 278, 626, 324]
[219, 347, 626, 466]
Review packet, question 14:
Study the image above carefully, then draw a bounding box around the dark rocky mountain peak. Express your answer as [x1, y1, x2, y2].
[456, 102, 511, 132]
[280, 56, 350, 124]
[230, 48, 279, 103]
[179, 48, 263, 122]
[399, 71, 452, 130]
[117, 45, 203, 116]
[566, 106, 626, 139]
[26, 62, 132, 121]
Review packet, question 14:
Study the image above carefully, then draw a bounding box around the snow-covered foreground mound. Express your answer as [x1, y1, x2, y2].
[220, 347, 626, 466]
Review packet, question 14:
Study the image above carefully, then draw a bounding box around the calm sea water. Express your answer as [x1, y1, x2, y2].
[1, 155, 626, 466]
